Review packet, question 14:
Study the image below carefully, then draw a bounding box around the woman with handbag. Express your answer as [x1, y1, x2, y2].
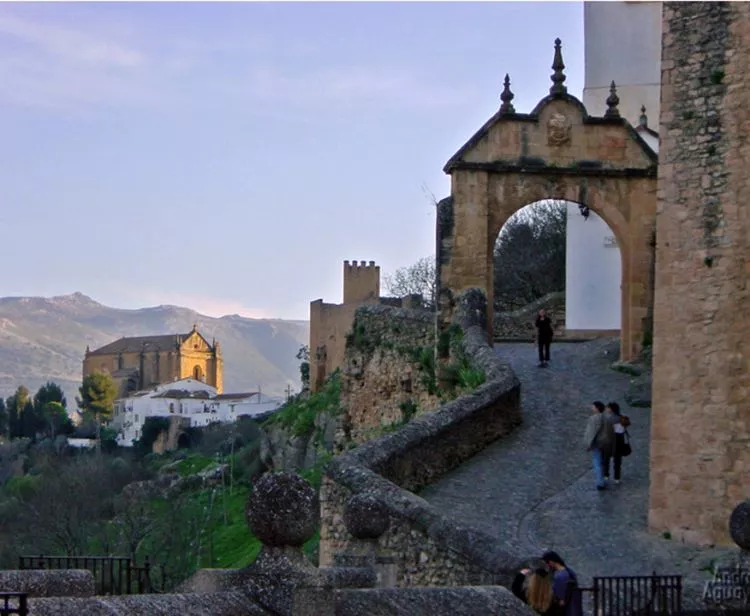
[607, 402, 631, 483]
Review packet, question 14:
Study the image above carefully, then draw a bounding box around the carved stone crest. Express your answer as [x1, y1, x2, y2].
[547, 113, 571, 146]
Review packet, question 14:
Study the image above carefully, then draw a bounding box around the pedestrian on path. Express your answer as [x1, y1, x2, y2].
[603, 401, 630, 483]
[535, 308, 554, 367]
[512, 567, 564, 615]
[541, 551, 583, 616]
[583, 401, 615, 490]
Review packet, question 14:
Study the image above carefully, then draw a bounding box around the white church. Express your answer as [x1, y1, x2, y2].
[564, 1, 660, 332]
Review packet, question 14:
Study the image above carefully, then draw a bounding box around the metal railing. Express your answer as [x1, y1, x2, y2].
[569, 572, 683, 615]
[0, 593, 28, 616]
[18, 555, 163, 595]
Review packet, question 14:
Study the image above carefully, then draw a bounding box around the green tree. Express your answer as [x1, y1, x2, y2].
[5, 386, 31, 439]
[296, 345, 310, 390]
[33, 382, 67, 412]
[77, 372, 118, 452]
[493, 200, 567, 311]
[0, 398, 7, 437]
[40, 401, 74, 440]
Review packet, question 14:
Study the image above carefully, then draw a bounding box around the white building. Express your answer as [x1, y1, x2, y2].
[110, 378, 284, 447]
[565, 1, 661, 332]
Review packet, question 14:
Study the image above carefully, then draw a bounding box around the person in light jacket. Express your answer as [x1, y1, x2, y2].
[583, 401, 615, 490]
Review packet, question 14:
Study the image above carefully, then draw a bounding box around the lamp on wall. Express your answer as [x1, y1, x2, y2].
[578, 203, 590, 220]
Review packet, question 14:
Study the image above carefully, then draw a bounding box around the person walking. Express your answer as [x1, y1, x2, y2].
[604, 401, 630, 483]
[535, 308, 554, 367]
[541, 551, 583, 616]
[583, 401, 615, 490]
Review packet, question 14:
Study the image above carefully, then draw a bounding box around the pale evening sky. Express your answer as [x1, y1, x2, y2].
[0, 1, 585, 320]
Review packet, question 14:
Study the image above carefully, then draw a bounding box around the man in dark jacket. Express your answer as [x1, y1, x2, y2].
[535, 309, 554, 367]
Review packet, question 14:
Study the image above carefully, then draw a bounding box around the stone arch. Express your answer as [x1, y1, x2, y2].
[437, 40, 657, 361]
[192, 365, 204, 381]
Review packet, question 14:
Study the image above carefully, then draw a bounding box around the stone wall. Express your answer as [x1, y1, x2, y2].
[650, 1, 750, 546]
[320, 290, 524, 586]
[340, 305, 438, 444]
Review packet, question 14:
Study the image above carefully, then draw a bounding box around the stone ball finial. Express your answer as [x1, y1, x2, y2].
[344, 493, 390, 539]
[246, 472, 319, 547]
[729, 500, 750, 551]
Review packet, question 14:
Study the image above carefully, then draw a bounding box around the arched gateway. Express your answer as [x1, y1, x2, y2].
[436, 40, 657, 361]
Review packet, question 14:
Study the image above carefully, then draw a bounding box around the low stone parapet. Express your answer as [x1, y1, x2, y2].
[334, 586, 536, 616]
[0, 570, 95, 598]
[27, 591, 266, 615]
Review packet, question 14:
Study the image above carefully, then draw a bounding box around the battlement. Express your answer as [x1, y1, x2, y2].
[343, 259, 380, 304]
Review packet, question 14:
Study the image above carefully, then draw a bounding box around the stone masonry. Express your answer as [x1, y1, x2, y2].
[437, 40, 658, 362]
[650, 2, 750, 546]
[340, 304, 438, 444]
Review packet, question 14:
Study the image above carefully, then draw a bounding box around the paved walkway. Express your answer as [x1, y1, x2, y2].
[421, 339, 737, 607]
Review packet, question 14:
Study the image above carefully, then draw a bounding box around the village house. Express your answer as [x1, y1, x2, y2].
[110, 377, 283, 446]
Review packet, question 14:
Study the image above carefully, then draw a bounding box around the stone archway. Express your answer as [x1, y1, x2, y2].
[436, 40, 657, 361]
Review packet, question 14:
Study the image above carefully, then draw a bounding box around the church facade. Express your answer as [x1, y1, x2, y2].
[82, 325, 223, 398]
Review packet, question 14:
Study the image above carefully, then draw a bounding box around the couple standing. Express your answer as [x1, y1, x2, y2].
[512, 550, 583, 616]
[584, 401, 631, 490]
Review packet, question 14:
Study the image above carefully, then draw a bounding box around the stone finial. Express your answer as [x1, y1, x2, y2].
[549, 38, 567, 96]
[500, 74, 515, 114]
[639, 105, 648, 128]
[605, 81, 621, 118]
[729, 500, 750, 550]
[192, 323, 198, 331]
[344, 493, 391, 540]
[246, 472, 319, 547]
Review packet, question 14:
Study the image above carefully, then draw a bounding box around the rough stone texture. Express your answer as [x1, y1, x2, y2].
[320, 292, 523, 586]
[341, 304, 438, 444]
[344, 493, 390, 539]
[334, 586, 536, 616]
[729, 500, 750, 550]
[0, 570, 95, 598]
[260, 409, 339, 473]
[246, 472, 319, 547]
[650, 1, 750, 547]
[437, 60, 658, 361]
[27, 591, 266, 615]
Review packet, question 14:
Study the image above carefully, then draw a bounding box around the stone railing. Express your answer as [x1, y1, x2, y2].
[320, 289, 524, 587]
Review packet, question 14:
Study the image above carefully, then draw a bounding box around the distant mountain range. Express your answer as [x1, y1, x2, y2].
[0, 293, 309, 405]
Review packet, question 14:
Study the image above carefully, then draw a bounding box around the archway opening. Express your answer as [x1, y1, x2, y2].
[192, 365, 204, 381]
[492, 199, 622, 340]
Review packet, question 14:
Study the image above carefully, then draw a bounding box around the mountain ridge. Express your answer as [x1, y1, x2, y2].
[0, 292, 309, 406]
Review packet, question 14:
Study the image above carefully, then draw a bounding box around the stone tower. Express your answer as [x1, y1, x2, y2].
[649, 1, 750, 546]
[343, 260, 380, 304]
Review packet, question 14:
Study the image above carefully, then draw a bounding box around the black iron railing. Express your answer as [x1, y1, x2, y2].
[18, 555, 163, 595]
[568, 572, 683, 615]
[0, 593, 28, 616]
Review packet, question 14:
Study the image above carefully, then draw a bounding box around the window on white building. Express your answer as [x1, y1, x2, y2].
[135, 414, 139, 423]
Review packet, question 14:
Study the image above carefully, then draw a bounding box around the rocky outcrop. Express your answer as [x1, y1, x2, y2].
[260, 410, 339, 474]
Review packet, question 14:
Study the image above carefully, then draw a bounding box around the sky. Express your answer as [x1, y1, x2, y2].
[0, 1, 585, 320]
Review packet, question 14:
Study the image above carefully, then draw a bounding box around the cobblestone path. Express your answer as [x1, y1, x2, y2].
[421, 339, 736, 606]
